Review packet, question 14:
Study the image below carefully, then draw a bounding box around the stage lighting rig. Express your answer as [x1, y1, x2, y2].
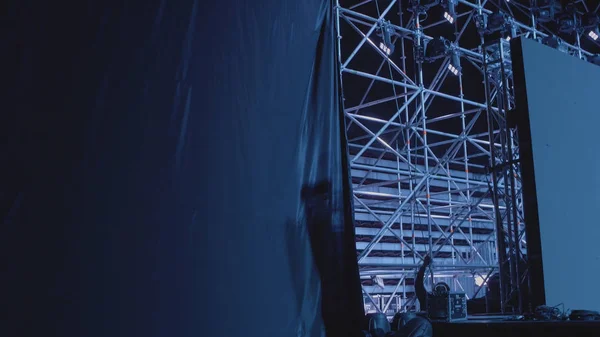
[378, 20, 395, 55]
[448, 51, 461, 76]
[557, 15, 576, 34]
[480, 12, 516, 42]
[487, 12, 509, 33]
[557, 2, 578, 34]
[504, 24, 517, 41]
[541, 35, 568, 53]
[582, 12, 600, 42]
[534, 0, 561, 23]
[441, 0, 457, 24]
[423, 37, 461, 75]
[542, 35, 561, 48]
[474, 13, 488, 35]
[424, 37, 450, 60]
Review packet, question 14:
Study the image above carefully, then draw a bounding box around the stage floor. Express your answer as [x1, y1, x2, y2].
[432, 319, 600, 337]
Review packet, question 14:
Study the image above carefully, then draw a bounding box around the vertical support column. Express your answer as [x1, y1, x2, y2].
[499, 40, 522, 313]
[575, 13, 583, 60]
[483, 41, 509, 314]
[335, 0, 343, 70]
[458, 60, 474, 265]
[494, 40, 517, 313]
[398, 0, 409, 272]
[447, 162, 455, 264]
[398, 2, 417, 305]
[415, 15, 432, 263]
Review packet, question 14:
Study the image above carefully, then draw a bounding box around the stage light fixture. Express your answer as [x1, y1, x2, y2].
[448, 64, 459, 76]
[379, 42, 392, 55]
[441, 0, 457, 24]
[378, 21, 395, 56]
[507, 24, 517, 41]
[474, 13, 488, 35]
[448, 52, 461, 76]
[536, 0, 561, 23]
[500, 18, 517, 41]
[542, 35, 566, 52]
[558, 15, 577, 34]
[444, 12, 454, 24]
[487, 12, 507, 33]
[482, 12, 517, 42]
[582, 13, 600, 42]
[424, 37, 450, 60]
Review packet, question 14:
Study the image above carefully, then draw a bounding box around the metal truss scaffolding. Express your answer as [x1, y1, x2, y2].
[335, 0, 600, 316]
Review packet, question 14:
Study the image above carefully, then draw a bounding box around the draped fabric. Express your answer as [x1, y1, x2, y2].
[4, 1, 364, 336]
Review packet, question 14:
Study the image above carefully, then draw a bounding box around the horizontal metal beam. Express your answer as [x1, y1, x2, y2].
[347, 113, 500, 148]
[354, 211, 495, 228]
[360, 257, 496, 268]
[354, 185, 492, 203]
[349, 146, 489, 170]
[356, 242, 492, 254]
[355, 227, 494, 242]
[362, 285, 418, 294]
[351, 165, 491, 188]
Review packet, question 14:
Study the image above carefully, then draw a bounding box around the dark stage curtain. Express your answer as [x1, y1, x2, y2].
[4, 1, 364, 336]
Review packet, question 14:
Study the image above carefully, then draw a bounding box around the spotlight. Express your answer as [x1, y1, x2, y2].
[379, 42, 392, 55]
[444, 12, 455, 24]
[482, 12, 516, 42]
[484, 25, 514, 43]
[507, 24, 517, 41]
[441, 0, 457, 24]
[535, 0, 561, 23]
[582, 13, 600, 41]
[448, 64, 459, 75]
[378, 21, 395, 55]
[487, 12, 508, 33]
[425, 37, 450, 60]
[557, 14, 577, 34]
[475, 13, 488, 35]
[448, 52, 461, 76]
[542, 35, 564, 51]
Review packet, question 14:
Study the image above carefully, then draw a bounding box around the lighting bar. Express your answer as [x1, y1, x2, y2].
[448, 63, 459, 76]
[588, 30, 599, 41]
[444, 12, 455, 24]
[379, 42, 392, 55]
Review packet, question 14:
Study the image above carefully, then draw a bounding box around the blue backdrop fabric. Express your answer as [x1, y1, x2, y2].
[4, 1, 364, 336]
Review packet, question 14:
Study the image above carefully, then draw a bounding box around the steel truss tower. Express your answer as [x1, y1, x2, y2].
[335, 0, 600, 315]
